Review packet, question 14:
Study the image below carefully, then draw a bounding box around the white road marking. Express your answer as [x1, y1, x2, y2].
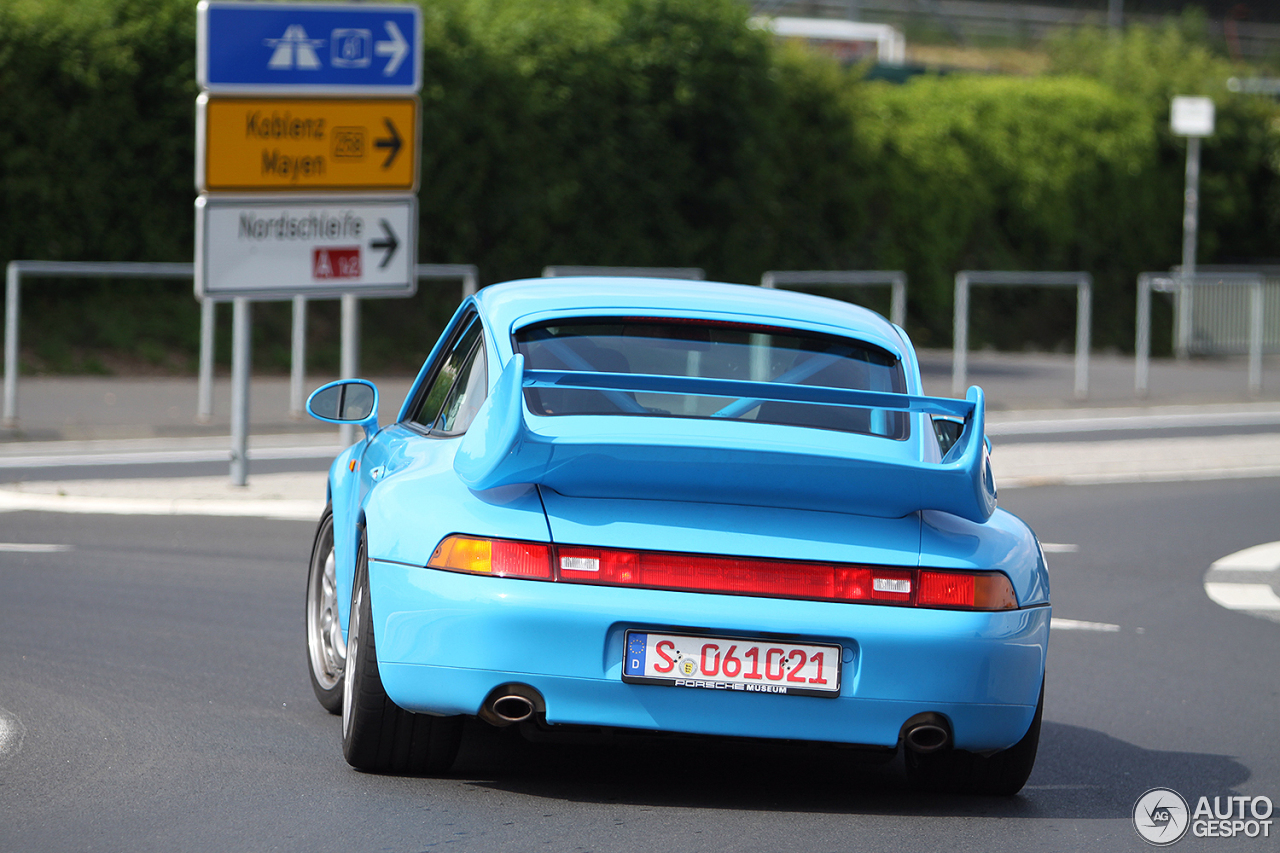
[0, 709, 24, 763]
[1210, 541, 1280, 572]
[0, 543, 72, 552]
[1041, 543, 1078, 553]
[1203, 541, 1280, 624]
[0, 490, 322, 521]
[1050, 618, 1121, 632]
[1205, 582, 1280, 612]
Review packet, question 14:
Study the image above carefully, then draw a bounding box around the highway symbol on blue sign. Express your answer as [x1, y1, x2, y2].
[197, 1, 421, 95]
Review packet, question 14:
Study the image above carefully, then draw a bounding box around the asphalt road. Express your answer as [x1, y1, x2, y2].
[1, 478, 1277, 852]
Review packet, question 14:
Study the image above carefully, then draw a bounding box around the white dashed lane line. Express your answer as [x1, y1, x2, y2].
[1041, 545, 1128, 632]
[1041, 543, 1079, 554]
[1051, 618, 1121, 632]
[0, 543, 73, 553]
[0, 709, 24, 764]
[1203, 541, 1280, 624]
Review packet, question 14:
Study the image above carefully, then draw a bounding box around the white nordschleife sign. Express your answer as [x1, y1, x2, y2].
[196, 196, 416, 299]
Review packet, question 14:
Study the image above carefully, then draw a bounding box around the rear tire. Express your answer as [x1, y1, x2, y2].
[305, 507, 344, 714]
[905, 680, 1043, 796]
[342, 534, 462, 774]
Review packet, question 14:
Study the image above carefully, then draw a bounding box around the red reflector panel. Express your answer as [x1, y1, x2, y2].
[833, 566, 872, 601]
[557, 546, 840, 600]
[917, 570, 975, 608]
[490, 540, 554, 579]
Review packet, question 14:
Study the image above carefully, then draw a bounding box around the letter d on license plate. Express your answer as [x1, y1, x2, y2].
[623, 631, 841, 698]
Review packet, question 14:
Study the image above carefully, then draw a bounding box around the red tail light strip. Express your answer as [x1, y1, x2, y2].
[427, 536, 1018, 610]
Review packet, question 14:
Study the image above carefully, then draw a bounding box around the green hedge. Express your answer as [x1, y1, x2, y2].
[853, 74, 1166, 348]
[1, 0, 1277, 372]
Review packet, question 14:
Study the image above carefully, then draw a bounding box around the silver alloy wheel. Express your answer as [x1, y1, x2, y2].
[342, 575, 362, 738]
[306, 523, 346, 690]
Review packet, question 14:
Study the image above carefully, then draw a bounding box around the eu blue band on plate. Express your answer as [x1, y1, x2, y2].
[625, 632, 648, 676]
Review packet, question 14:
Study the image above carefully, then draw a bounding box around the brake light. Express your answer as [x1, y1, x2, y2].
[426, 536, 1016, 610]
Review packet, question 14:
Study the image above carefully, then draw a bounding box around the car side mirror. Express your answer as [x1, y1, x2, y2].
[307, 379, 380, 438]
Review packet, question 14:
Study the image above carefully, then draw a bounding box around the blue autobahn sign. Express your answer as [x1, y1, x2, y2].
[197, 1, 421, 94]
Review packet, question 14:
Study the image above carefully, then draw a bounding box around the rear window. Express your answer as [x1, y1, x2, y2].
[514, 318, 908, 438]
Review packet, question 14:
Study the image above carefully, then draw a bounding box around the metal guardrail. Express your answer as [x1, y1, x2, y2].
[1136, 272, 1266, 397]
[3, 260, 477, 431]
[291, 264, 478, 418]
[750, 1, 1280, 59]
[1168, 266, 1280, 359]
[952, 271, 1092, 399]
[542, 266, 705, 280]
[4, 261, 196, 428]
[760, 270, 907, 329]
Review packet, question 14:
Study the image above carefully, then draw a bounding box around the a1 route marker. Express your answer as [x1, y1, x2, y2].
[198, 1, 421, 95]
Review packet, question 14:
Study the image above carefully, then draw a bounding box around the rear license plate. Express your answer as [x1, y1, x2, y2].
[622, 631, 841, 698]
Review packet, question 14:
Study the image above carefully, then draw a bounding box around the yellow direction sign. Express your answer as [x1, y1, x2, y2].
[198, 96, 418, 191]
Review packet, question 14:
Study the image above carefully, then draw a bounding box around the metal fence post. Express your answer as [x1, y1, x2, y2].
[951, 273, 970, 397]
[1249, 279, 1264, 394]
[889, 274, 907, 330]
[197, 298, 215, 423]
[290, 295, 307, 418]
[1135, 274, 1152, 397]
[4, 263, 20, 427]
[1074, 279, 1092, 400]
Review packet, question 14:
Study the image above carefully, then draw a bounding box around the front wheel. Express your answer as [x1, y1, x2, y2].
[905, 680, 1044, 796]
[305, 507, 345, 714]
[342, 535, 462, 774]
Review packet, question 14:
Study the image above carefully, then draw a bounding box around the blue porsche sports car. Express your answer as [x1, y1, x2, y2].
[304, 277, 1050, 794]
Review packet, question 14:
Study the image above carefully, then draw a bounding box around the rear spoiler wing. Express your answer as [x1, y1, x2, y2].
[455, 355, 997, 523]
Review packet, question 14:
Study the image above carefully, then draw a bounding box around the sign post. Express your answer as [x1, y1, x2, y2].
[1171, 96, 1215, 360]
[196, 1, 422, 485]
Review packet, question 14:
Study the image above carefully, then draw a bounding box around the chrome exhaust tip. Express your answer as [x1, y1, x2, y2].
[478, 683, 545, 728]
[901, 712, 952, 754]
[492, 695, 534, 723]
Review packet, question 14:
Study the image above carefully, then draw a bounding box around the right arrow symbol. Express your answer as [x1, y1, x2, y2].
[374, 21, 408, 76]
[370, 219, 399, 269]
[375, 118, 402, 169]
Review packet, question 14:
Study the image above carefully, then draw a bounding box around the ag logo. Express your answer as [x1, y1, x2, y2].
[1134, 788, 1191, 846]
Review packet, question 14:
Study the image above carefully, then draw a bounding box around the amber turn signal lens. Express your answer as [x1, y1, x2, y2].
[429, 535, 493, 573]
[973, 573, 1018, 610]
[429, 535, 553, 579]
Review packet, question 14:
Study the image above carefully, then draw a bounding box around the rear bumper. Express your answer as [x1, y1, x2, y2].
[369, 559, 1049, 752]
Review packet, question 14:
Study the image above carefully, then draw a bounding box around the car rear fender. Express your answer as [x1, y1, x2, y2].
[920, 508, 1050, 607]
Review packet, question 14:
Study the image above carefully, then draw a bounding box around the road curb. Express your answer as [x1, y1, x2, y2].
[0, 488, 323, 521]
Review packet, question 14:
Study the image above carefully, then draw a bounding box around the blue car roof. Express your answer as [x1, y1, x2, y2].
[472, 277, 908, 358]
